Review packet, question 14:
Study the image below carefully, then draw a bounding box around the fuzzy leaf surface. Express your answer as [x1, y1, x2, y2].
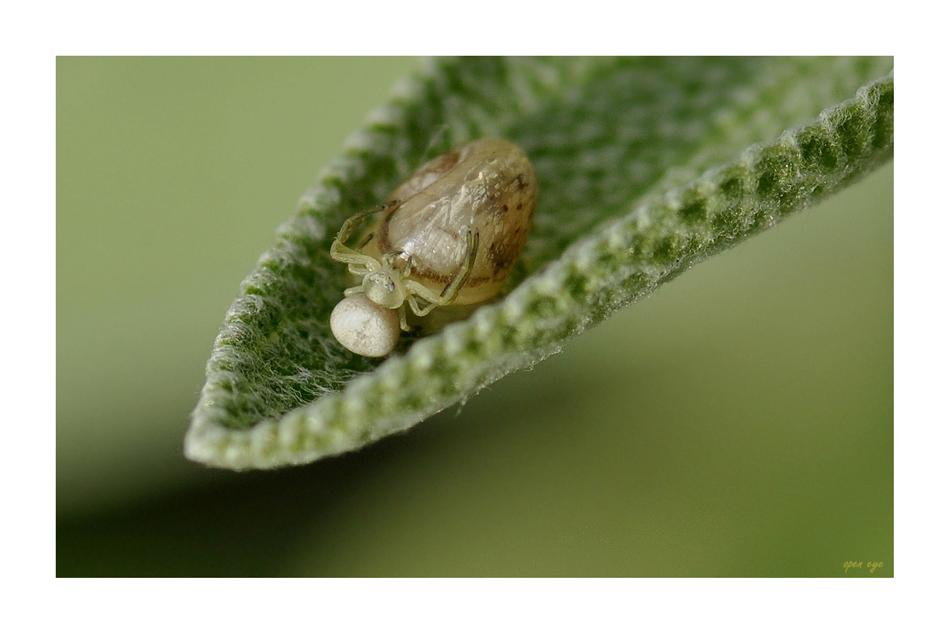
[186, 57, 893, 469]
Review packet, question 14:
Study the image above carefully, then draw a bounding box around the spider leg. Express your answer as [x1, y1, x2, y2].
[332, 250, 379, 275]
[329, 201, 399, 264]
[438, 226, 478, 304]
[405, 291, 438, 317]
[403, 228, 479, 317]
[397, 305, 410, 332]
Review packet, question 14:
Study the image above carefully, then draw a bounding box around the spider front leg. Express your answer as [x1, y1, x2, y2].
[439, 227, 478, 304]
[330, 201, 399, 274]
[404, 227, 479, 317]
[330, 201, 398, 258]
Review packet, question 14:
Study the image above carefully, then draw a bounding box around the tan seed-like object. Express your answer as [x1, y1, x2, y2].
[329, 137, 538, 357]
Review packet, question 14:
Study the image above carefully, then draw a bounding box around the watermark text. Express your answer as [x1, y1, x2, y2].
[843, 561, 885, 574]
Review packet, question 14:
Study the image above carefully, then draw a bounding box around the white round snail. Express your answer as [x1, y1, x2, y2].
[329, 137, 538, 357]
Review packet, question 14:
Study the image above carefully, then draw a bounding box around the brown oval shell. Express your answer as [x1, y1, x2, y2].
[362, 137, 538, 305]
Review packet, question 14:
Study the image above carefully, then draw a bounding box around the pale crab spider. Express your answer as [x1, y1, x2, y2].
[327, 137, 538, 358]
[329, 203, 479, 356]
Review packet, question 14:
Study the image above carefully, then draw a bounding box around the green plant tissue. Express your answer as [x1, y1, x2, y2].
[185, 57, 894, 470]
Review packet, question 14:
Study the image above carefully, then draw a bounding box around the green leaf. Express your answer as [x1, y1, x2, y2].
[185, 57, 893, 470]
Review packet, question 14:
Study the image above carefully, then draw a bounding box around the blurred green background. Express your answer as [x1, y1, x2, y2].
[57, 57, 892, 577]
